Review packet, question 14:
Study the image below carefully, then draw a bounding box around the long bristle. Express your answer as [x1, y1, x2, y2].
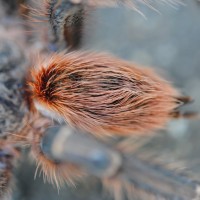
[20, 1, 49, 23]
[7, 112, 85, 189]
[30, 130, 85, 188]
[41, 0, 184, 27]
[69, 0, 184, 10]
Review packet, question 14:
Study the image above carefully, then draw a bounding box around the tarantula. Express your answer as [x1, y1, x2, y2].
[0, 0, 200, 200]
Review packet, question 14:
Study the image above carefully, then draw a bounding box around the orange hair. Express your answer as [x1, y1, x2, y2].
[30, 51, 186, 136]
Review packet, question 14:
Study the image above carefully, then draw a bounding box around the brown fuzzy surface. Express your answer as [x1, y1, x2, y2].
[30, 52, 180, 136]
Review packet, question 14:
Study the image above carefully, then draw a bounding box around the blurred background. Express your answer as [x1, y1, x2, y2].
[1, 0, 200, 199]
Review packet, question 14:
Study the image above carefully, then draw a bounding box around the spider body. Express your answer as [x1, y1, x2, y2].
[30, 51, 183, 137]
[0, 1, 198, 200]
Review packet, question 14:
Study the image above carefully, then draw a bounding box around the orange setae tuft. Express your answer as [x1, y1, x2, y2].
[30, 51, 185, 136]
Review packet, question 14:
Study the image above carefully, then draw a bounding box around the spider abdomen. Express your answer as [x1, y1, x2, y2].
[30, 51, 180, 136]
